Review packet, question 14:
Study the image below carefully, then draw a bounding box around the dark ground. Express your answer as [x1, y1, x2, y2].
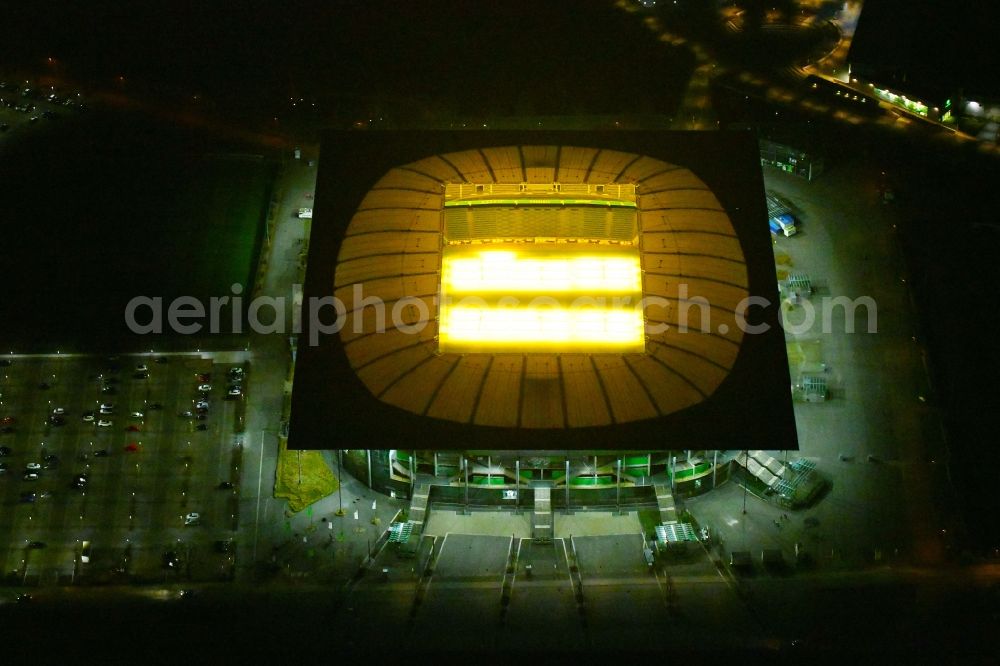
[711, 79, 1000, 554]
[0, 0, 696, 128]
[0, 108, 273, 352]
[850, 0, 999, 98]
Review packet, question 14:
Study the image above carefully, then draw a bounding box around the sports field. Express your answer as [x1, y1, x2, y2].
[0, 107, 275, 351]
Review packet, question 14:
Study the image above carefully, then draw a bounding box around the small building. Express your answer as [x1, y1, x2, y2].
[759, 139, 824, 181]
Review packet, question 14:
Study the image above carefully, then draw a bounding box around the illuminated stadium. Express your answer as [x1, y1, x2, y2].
[290, 130, 803, 509]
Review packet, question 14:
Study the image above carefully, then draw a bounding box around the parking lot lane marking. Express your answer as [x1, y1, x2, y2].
[252, 429, 265, 563]
[559, 538, 575, 592]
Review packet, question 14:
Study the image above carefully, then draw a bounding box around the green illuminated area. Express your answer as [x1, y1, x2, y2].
[874, 87, 929, 116]
[444, 198, 637, 208]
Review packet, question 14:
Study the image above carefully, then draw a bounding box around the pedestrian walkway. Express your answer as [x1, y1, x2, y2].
[555, 511, 642, 538]
[424, 510, 530, 538]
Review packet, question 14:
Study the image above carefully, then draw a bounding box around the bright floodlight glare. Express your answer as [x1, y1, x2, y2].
[439, 246, 645, 353]
[439, 304, 645, 353]
[442, 250, 642, 294]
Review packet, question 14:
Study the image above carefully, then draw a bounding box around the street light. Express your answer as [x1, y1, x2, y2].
[742, 449, 748, 515]
[335, 449, 345, 517]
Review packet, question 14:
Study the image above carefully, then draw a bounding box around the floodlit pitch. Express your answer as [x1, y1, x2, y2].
[441, 250, 641, 294]
[439, 247, 644, 353]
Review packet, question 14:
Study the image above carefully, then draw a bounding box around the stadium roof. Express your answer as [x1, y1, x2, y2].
[289, 130, 798, 452]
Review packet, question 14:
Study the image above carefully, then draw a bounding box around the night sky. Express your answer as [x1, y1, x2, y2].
[850, 0, 999, 95]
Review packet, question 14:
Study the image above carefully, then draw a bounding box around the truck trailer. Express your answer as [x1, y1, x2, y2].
[765, 193, 797, 236]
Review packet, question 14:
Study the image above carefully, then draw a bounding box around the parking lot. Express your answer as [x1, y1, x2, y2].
[0, 80, 86, 136]
[684, 159, 951, 575]
[0, 353, 247, 585]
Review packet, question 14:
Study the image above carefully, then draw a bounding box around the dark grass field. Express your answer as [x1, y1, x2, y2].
[0, 107, 274, 352]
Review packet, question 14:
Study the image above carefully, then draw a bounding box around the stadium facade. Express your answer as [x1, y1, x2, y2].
[290, 130, 804, 509]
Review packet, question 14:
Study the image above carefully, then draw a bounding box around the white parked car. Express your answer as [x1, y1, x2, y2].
[97, 419, 112, 427]
[297, 207, 313, 219]
[184, 512, 201, 526]
[197, 384, 211, 392]
[51, 407, 65, 415]
[25, 462, 42, 470]
[131, 411, 144, 419]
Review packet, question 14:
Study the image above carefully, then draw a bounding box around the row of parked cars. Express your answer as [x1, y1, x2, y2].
[0, 357, 164, 494]
[0, 81, 87, 109]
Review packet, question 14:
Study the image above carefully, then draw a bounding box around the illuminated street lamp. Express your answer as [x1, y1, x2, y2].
[335, 449, 345, 517]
